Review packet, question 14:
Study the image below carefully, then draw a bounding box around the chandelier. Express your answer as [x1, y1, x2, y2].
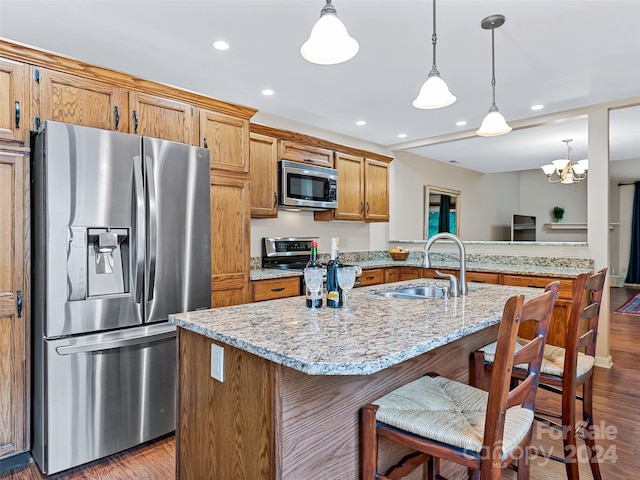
[541, 139, 589, 184]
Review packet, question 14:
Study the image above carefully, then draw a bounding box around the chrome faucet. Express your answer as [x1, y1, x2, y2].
[422, 232, 468, 296]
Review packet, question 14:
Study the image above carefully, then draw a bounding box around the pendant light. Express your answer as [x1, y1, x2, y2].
[300, 0, 359, 65]
[412, 0, 456, 109]
[476, 14, 512, 136]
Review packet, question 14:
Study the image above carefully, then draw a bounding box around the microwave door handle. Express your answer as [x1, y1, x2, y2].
[132, 155, 145, 304]
[145, 154, 157, 303]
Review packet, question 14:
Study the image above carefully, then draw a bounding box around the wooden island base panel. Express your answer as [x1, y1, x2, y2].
[172, 280, 548, 480]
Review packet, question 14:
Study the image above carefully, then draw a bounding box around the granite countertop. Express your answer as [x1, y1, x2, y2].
[170, 280, 543, 376]
[250, 258, 591, 281]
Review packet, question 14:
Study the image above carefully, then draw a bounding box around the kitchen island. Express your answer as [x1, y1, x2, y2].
[170, 280, 545, 480]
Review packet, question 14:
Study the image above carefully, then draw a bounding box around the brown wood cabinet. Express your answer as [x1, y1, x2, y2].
[249, 132, 278, 218]
[0, 150, 27, 460]
[0, 58, 30, 144]
[210, 173, 251, 308]
[38, 68, 126, 131]
[279, 140, 333, 168]
[359, 268, 384, 286]
[251, 277, 301, 302]
[130, 91, 194, 144]
[200, 109, 249, 174]
[363, 158, 390, 221]
[384, 266, 422, 283]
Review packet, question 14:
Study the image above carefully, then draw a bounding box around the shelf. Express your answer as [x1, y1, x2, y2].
[543, 223, 619, 230]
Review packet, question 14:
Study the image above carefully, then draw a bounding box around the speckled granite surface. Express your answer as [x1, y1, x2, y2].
[170, 280, 544, 376]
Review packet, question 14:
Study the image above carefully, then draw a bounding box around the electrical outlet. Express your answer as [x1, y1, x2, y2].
[210, 344, 224, 382]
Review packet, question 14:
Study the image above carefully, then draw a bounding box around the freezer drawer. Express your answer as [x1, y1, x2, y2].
[32, 323, 177, 475]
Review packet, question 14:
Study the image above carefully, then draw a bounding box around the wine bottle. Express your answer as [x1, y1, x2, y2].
[326, 237, 342, 308]
[305, 241, 323, 308]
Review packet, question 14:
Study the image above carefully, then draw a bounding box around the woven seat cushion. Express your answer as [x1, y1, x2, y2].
[373, 376, 534, 455]
[478, 339, 596, 378]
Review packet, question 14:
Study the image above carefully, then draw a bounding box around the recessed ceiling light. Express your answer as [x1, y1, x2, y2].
[356, 120, 366, 126]
[213, 40, 229, 50]
[456, 121, 467, 126]
[397, 133, 407, 138]
[531, 104, 544, 111]
[262, 89, 274, 96]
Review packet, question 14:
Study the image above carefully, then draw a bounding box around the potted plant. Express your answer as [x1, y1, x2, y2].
[552, 206, 565, 223]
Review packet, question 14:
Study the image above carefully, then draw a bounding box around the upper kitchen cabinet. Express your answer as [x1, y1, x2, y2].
[280, 140, 334, 168]
[210, 173, 251, 307]
[363, 158, 390, 221]
[0, 58, 30, 144]
[0, 151, 28, 459]
[199, 110, 249, 174]
[315, 154, 391, 222]
[130, 92, 195, 144]
[38, 68, 126, 132]
[249, 132, 278, 218]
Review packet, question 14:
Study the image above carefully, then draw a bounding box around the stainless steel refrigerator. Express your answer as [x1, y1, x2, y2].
[31, 121, 211, 474]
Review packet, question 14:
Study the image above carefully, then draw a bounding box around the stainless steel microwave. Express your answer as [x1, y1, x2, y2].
[278, 160, 338, 210]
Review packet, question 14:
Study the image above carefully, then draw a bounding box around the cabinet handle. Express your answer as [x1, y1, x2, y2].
[365, 275, 375, 280]
[359, 201, 365, 213]
[366, 201, 370, 213]
[203, 138, 208, 149]
[303, 158, 315, 163]
[114, 106, 120, 130]
[273, 192, 278, 208]
[15, 101, 20, 129]
[133, 110, 139, 134]
[17, 290, 22, 318]
[271, 287, 285, 292]
[474, 280, 486, 283]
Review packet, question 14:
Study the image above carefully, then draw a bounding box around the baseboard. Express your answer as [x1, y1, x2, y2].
[0, 452, 31, 474]
[595, 354, 613, 369]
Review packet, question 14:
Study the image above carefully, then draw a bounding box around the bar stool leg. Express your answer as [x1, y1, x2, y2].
[361, 404, 379, 480]
[582, 376, 602, 480]
[562, 387, 580, 480]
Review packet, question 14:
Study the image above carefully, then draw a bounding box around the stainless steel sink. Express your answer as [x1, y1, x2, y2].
[375, 285, 448, 300]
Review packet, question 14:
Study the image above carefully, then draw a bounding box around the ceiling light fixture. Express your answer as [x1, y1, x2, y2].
[540, 139, 589, 184]
[300, 0, 359, 65]
[456, 121, 467, 126]
[212, 40, 229, 50]
[262, 89, 275, 96]
[531, 104, 544, 111]
[412, 0, 456, 109]
[356, 120, 366, 126]
[476, 14, 511, 137]
[398, 133, 408, 138]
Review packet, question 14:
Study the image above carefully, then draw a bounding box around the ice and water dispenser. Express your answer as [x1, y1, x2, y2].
[67, 226, 130, 300]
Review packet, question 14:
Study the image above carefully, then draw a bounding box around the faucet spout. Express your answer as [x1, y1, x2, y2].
[423, 233, 468, 296]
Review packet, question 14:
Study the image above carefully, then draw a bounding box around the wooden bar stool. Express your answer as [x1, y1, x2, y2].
[472, 268, 607, 480]
[361, 282, 558, 480]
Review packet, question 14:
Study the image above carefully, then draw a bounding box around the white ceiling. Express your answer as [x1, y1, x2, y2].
[1, 0, 639, 175]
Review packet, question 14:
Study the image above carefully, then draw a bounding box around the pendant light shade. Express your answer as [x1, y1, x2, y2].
[412, 0, 456, 109]
[476, 14, 511, 137]
[301, 0, 359, 65]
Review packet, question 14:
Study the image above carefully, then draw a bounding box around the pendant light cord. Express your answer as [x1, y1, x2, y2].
[491, 26, 496, 107]
[431, 0, 438, 69]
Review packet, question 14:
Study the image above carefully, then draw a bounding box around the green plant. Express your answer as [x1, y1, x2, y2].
[552, 206, 565, 221]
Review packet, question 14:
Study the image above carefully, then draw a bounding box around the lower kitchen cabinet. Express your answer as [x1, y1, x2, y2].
[384, 267, 422, 284]
[0, 150, 28, 460]
[359, 268, 384, 286]
[252, 277, 301, 302]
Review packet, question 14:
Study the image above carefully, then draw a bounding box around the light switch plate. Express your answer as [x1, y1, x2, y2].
[210, 344, 224, 382]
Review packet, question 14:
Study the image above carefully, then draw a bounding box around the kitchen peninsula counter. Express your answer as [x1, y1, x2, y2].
[171, 280, 544, 479]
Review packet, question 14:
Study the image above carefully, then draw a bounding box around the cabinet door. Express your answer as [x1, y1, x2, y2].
[364, 159, 389, 222]
[384, 268, 400, 284]
[279, 140, 333, 168]
[252, 277, 301, 302]
[0, 59, 29, 144]
[130, 91, 195, 144]
[332, 152, 364, 220]
[200, 110, 249, 174]
[210, 173, 250, 307]
[359, 268, 384, 286]
[0, 151, 27, 459]
[249, 132, 278, 218]
[39, 69, 126, 131]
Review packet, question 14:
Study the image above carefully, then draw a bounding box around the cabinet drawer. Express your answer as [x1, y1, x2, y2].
[501, 274, 574, 299]
[466, 271, 500, 284]
[279, 141, 334, 168]
[252, 277, 301, 302]
[359, 268, 384, 286]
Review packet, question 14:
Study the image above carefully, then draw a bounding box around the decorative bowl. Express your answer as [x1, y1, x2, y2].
[389, 251, 409, 261]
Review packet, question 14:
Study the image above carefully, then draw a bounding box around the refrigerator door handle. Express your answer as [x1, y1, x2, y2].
[145, 154, 157, 303]
[55, 324, 176, 355]
[133, 155, 145, 304]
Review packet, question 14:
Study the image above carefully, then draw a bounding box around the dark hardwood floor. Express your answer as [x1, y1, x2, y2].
[3, 287, 640, 479]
